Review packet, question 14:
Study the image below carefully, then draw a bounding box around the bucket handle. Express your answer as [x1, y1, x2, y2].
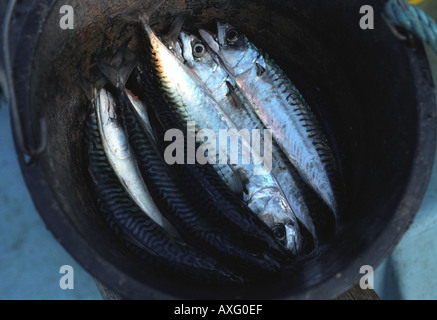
[2, 0, 47, 166]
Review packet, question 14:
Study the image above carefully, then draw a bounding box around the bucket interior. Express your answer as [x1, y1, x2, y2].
[25, 0, 433, 299]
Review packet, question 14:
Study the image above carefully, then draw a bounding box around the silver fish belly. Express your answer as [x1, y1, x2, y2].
[125, 86, 242, 195]
[141, 19, 303, 253]
[152, 30, 302, 253]
[179, 31, 324, 246]
[200, 23, 341, 223]
[95, 88, 177, 235]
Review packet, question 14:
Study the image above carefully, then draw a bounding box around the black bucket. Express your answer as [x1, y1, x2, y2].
[1, 0, 436, 299]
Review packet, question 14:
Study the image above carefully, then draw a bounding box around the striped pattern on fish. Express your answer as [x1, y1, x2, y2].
[178, 31, 335, 248]
[87, 110, 245, 285]
[140, 13, 302, 255]
[95, 88, 177, 234]
[118, 81, 282, 276]
[199, 22, 341, 224]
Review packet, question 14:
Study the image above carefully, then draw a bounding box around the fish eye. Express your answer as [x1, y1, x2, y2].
[192, 42, 206, 58]
[272, 224, 286, 241]
[226, 28, 239, 43]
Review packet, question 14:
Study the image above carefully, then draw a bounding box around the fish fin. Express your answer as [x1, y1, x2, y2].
[199, 28, 220, 53]
[79, 72, 106, 101]
[79, 73, 95, 101]
[123, 48, 137, 65]
[256, 62, 266, 77]
[164, 14, 187, 49]
[95, 75, 108, 94]
[98, 53, 137, 89]
[110, 0, 166, 27]
[225, 80, 245, 110]
[227, 164, 247, 195]
[110, 40, 131, 69]
[139, 0, 166, 25]
[98, 60, 121, 88]
[225, 80, 236, 95]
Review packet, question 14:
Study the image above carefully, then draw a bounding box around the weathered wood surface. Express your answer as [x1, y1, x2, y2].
[95, 280, 381, 300]
[94, 279, 123, 300]
[335, 284, 381, 300]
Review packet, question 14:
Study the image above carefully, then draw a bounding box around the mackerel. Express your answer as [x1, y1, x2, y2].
[135, 63, 288, 260]
[95, 87, 177, 235]
[138, 12, 293, 257]
[87, 110, 245, 285]
[179, 31, 334, 246]
[200, 23, 341, 221]
[140, 12, 301, 254]
[99, 57, 282, 276]
[179, 31, 311, 248]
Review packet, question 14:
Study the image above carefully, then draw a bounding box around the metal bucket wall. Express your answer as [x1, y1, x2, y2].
[1, 0, 436, 299]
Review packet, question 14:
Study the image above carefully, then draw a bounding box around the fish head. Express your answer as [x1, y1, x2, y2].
[97, 89, 130, 160]
[180, 32, 216, 66]
[262, 210, 302, 256]
[180, 32, 204, 64]
[199, 21, 249, 76]
[179, 31, 229, 88]
[251, 190, 302, 255]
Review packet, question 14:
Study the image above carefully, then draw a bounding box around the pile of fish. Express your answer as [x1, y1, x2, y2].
[84, 6, 341, 285]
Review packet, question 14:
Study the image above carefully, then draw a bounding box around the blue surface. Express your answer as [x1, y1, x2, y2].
[0, 98, 102, 300]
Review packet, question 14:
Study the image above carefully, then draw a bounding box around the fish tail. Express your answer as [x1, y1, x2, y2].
[98, 50, 137, 90]
[78, 72, 106, 102]
[109, 0, 166, 27]
[139, 0, 167, 26]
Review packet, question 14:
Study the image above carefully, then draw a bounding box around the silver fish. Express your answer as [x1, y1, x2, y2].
[179, 31, 324, 246]
[140, 16, 302, 254]
[200, 23, 341, 222]
[125, 88, 155, 142]
[139, 14, 244, 195]
[124, 86, 244, 196]
[95, 88, 178, 236]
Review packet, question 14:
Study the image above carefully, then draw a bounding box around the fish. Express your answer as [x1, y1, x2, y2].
[199, 22, 341, 223]
[135, 63, 289, 261]
[139, 12, 301, 255]
[95, 87, 178, 236]
[99, 56, 282, 276]
[179, 31, 335, 247]
[178, 31, 308, 249]
[137, 12, 290, 258]
[135, 65, 244, 196]
[125, 89, 282, 277]
[87, 109, 246, 285]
